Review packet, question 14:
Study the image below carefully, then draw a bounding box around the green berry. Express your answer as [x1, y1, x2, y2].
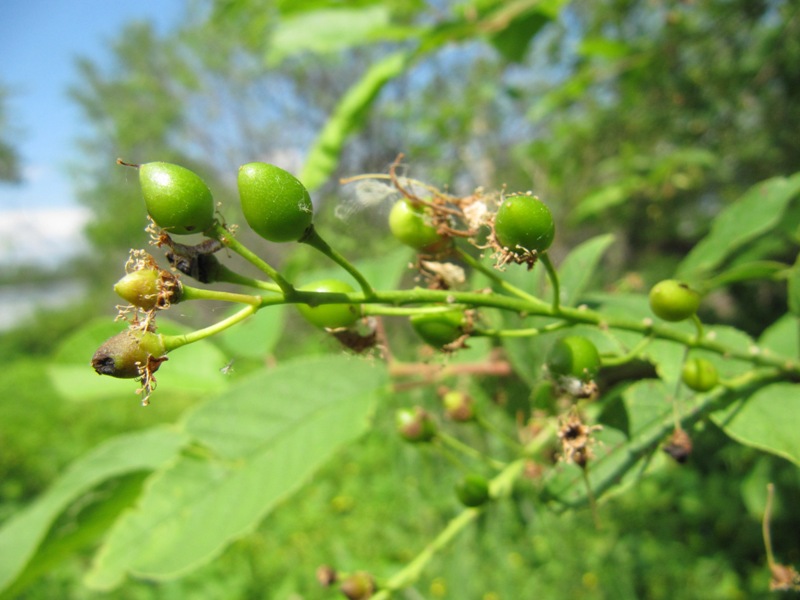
[296, 279, 361, 329]
[649, 279, 701, 322]
[138, 162, 215, 235]
[237, 162, 313, 242]
[339, 571, 375, 600]
[455, 474, 491, 507]
[395, 407, 437, 443]
[442, 390, 475, 422]
[548, 336, 601, 382]
[409, 309, 466, 348]
[493, 195, 555, 253]
[388, 198, 447, 251]
[114, 268, 181, 310]
[682, 357, 719, 392]
[91, 329, 167, 379]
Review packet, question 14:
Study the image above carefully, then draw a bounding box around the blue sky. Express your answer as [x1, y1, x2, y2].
[0, 0, 184, 267]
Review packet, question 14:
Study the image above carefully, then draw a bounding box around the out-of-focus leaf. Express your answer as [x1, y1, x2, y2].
[267, 6, 418, 64]
[555, 233, 615, 307]
[758, 314, 799, 360]
[301, 50, 416, 191]
[702, 260, 786, 292]
[48, 318, 230, 403]
[787, 252, 800, 317]
[85, 355, 387, 589]
[677, 173, 800, 281]
[571, 178, 642, 222]
[0, 428, 186, 595]
[216, 305, 286, 360]
[713, 382, 800, 466]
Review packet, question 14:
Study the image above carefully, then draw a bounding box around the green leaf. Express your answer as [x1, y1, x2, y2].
[571, 177, 643, 222]
[48, 318, 230, 403]
[787, 252, 800, 317]
[553, 233, 615, 307]
[677, 173, 800, 280]
[216, 305, 285, 360]
[702, 260, 786, 291]
[85, 355, 388, 589]
[758, 314, 799, 359]
[713, 382, 800, 466]
[0, 427, 186, 595]
[301, 50, 416, 191]
[267, 6, 417, 64]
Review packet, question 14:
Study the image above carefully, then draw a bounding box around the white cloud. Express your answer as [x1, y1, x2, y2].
[0, 206, 91, 268]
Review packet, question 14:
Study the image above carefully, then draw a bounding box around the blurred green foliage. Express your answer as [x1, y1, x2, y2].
[3, 0, 800, 598]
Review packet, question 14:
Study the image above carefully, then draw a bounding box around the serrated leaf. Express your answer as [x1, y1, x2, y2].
[0, 428, 186, 595]
[48, 318, 230, 403]
[677, 173, 800, 280]
[713, 382, 800, 466]
[85, 355, 387, 589]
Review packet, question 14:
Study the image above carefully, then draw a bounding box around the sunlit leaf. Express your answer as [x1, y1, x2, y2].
[85, 355, 387, 589]
[713, 382, 800, 467]
[0, 428, 186, 595]
[677, 173, 800, 281]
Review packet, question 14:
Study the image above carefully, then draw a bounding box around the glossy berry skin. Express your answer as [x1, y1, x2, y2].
[682, 357, 719, 392]
[548, 336, 602, 382]
[409, 309, 465, 348]
[649, 279, 700, 322]
[238, 162, 313, 242]
[139, 162, 215, 235]
[493, 195, 555, 253]
[388, 199, 445, 251]
[296, 279, 361, 330]
[455, 474, 491, 507]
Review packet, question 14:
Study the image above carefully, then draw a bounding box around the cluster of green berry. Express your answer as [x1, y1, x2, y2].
[92, 157, 717, 420]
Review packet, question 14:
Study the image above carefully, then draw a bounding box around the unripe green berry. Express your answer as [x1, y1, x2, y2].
[114, 268, 181, 310]
[409, 309, 465, 348]
[296, 279, 361, 330]
[455, 473, 491, 507]
[648, 279, 701, 322]
[339, 571, 375, 600]
[682, 357, 719, 392]
[395, 407, 437, 443]
[388, 198, 446, 251]
[442, 390, 475, 422]
[493, 195, 555, 253]
[237, 162, 313, 242]
[548, 336, 601, 382]
[138, 162, 215, 235]
[91, 329, 167, 379]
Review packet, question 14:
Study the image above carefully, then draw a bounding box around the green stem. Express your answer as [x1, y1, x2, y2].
[212, 262, 281, 293]
[472, 321, 571, 338]
[373, 459, 527, 599]
[436, 432, 506, 470]
[299, 225, 376, 298]
[601, 335, 654, 367]
[207, 224, 296, 297]
[540, 252, 561, 313]
[180, 285, 263, 306]
[361, 305, 468, 317]
[162, 304, 258, 351]
[455, 246, 548, 306]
